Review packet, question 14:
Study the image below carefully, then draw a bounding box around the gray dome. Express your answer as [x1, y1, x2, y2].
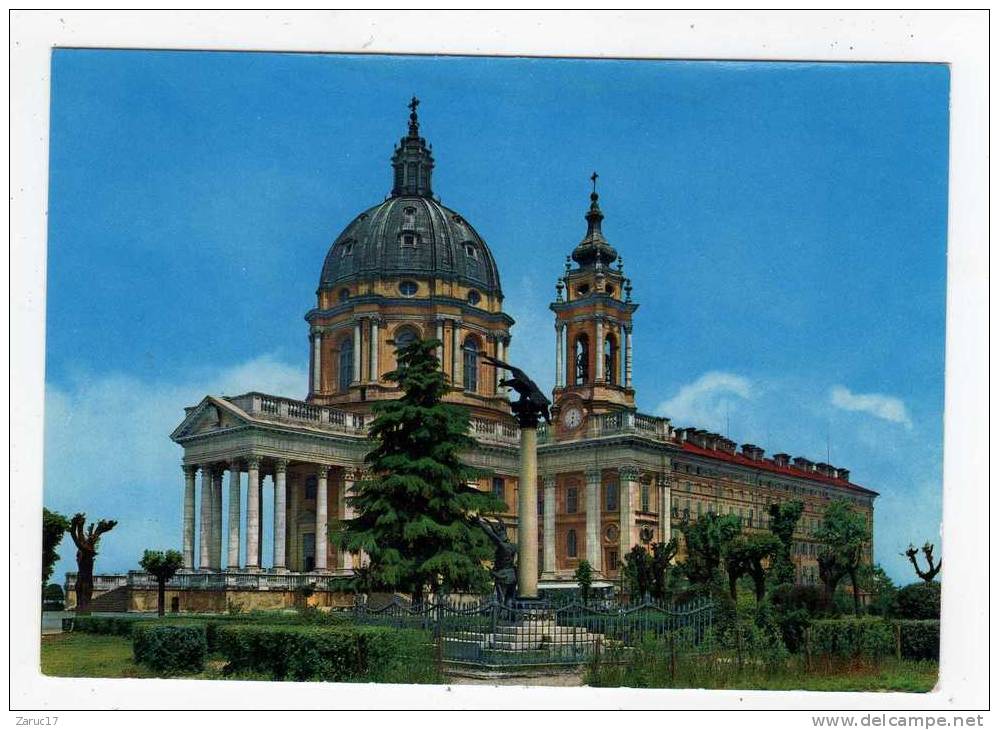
[319, 195, 503, 296]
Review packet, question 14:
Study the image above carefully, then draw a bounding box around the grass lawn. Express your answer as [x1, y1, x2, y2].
[41, 633, 158, 679]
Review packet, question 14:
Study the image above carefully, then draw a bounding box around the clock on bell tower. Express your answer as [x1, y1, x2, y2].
[549, 174, 638, 436]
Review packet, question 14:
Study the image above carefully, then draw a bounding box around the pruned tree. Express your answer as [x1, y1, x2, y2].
[902, 542, 941, 583]
[139, 549, 183, 616]
[814, 499, 869, 616]
[42, 508, 70, 589]
[68, 513, 117, 613]
[816, 548, 849, 604]
[650, 538, 679, 603]
[723, 533, 783, 602]
[767, 500, 804, 586]
[679, 512, 742, 593]
[622, 545, 655, 601]
[332, 338, 506, 606]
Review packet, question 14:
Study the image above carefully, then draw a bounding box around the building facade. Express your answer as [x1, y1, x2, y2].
[170, 100, 877, 590]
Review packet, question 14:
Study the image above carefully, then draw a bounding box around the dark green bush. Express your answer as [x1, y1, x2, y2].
[896, 620, 939, 660]
[808, 618, 894, 658]
[769, 584, 831, 653]
[894, 582, 940, 620]
[132, 624, 207, 673]
[72, 615, 145, 637]
[214, 624, 437, 682]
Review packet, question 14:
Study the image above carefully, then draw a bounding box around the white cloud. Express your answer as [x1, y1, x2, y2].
[654, 371, 753, 429]
[829, 385, 912, 428]
[44, 355, 307, 578]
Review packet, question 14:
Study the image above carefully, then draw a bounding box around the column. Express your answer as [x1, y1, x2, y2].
[227, 461, 241, 570]
[315, 466, 329, 572]
[199, 464, 212, 571]
[352, 321, 362, 384]
[245, 457, 261, 571]
[212, 469, 224, 570]
[369, 319, 380, 382]
[620, 466, 640, 551]
[451, 320, 461, 387]
[625, 325, 633, 388]
[657, 474, 670, 543]
[585, 468, 603, 573]
[595, 318, 604, 382]
[311, 330, 322, 394]
[554, 325, 563, 388]
[620, 322, 627, 386]
[273, 459, 288, 572]
[542, 476, 556, 577]
[339, 470, 355, 571]
[182, 465, 196, 570]
[517, 425, 539, 599]
[287, 476, 299, 571]
[435, 319, 444, 368]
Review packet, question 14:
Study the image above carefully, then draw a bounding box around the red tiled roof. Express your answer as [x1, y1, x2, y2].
[678, 441, 878, 497]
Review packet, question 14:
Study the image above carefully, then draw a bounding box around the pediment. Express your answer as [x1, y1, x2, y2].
[170, 396, 249, 441]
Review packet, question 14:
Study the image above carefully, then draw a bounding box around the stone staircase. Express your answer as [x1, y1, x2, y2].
[445, 618, 604, 659]
[85, 585, 131, 613]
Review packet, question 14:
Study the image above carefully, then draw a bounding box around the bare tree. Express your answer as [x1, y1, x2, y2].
[902, 542, 941, 583]
[68, 513, 117, 613]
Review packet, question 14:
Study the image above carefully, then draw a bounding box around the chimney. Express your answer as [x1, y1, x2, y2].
[741, 443, 758, 459]
[815, 462, 835, 477]
[773, 453, 790, 468]
[835, 467, 851, 482]
[792, 457, 815, 472]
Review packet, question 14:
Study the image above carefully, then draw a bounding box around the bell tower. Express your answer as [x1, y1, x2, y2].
[550, 174, 638, 439]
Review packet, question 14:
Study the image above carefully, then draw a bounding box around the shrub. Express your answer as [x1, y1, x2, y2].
[896, 620, 939, 661]
[808, 618, 894, 658]
[214, 624, 438, 683]
[894, 582, 940, 620]
[73, 615, 144, 637]
[132, 624, 207, 673]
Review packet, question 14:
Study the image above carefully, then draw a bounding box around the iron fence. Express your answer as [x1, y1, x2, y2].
[340, 595, 715, 669]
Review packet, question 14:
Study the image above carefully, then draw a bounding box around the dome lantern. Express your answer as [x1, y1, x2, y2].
[390, 96, 435, 198]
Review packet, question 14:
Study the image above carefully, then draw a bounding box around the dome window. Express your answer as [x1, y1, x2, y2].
[338, 289, 350, 303]
[464, 243, 478, 259]
[467, 290, 481, 306]
[399, 280, 418, 297]
[340, 241, 354, 258]
[401, 233, 416, 247]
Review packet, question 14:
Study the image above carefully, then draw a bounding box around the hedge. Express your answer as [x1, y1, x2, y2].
[213, 624, 438, 682]
[72, 615, 147, 637]
[132, 624, 207, 673]
[808, 618, 894, 658]
[896, 620, 940, 661]
[895, 582, 941, 620]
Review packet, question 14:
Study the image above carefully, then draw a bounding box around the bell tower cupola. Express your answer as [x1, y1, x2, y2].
[549, 174, 638, 438]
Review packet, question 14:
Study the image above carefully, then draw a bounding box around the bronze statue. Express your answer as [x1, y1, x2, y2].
[480, 354, 552, 427]
[477, 516, 518, 605]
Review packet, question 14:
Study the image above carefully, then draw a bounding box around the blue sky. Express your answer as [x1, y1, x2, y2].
[44, 50, 948, 585]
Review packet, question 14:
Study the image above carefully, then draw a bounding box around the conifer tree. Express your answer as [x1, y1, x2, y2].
[333, 338, 506, 605]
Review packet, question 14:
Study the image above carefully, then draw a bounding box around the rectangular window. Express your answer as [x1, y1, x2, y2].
[640, 483, 650, 512]
[567, 486, 578, 514]
[605, 482, 618, 512]
[492, 477, 505, 509]
[607, 549, 618, 571]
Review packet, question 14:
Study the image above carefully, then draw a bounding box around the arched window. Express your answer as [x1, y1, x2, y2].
[338, 337, 354, 391]
[604, 334, 617, 385]
[462, 336, 479, 392]
[393, 327, 418, 351]
[574, 334, 589, 384]
[566, 529, 578, 558]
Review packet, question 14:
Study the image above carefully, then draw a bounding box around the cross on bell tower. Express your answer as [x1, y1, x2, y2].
[548, 174, 638, 438]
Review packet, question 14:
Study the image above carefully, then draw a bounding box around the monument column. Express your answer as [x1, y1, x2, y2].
[315, 465, 329, 572]
[619, 465, 640, 550]
[585, 468, 603, 573]
[517, 418, 540, 599]
[273, 459, 288, 572]
[212, 469, 224, 570]
[198, 464, 213, 571]
[227, 461, 241, 570]
[245, 457, 261, 571]
[542, 475, 556, 578]
[182, 465, 196, 570]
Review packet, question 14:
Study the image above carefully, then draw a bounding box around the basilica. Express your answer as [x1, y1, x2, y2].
[170, 99, 877, 594]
